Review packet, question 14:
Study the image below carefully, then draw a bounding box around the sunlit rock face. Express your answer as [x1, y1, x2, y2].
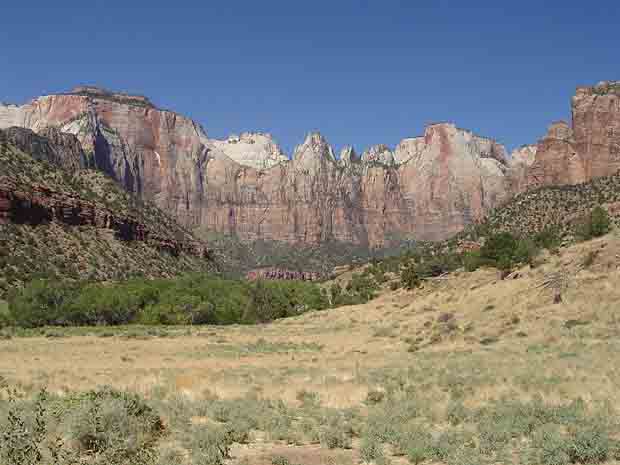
[209, 132, 288, 170]
[507, 144, 537, 194]
[516, 82, 620, 192]
[8, 83, 618, 246]
[0, 87, 512, 246]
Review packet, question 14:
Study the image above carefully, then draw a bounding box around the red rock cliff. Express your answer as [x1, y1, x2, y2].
[519, 81, 620, 192]
[4, 83, 618, 247]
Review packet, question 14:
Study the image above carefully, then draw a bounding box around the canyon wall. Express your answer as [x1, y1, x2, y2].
[2, 81, 619, 246]
[519, 81, 620, 192]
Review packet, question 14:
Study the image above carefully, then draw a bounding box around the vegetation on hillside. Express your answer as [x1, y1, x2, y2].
[2, 275, 332, 328]
[199, 230, 407, 278]
[0, 135, 214, 297]
[480, 173, 620, 241]
[361, 204, 614, 292]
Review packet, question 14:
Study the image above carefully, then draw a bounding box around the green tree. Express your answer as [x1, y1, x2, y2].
[400, 262, 421, 290]
[590, 206, 611, 238]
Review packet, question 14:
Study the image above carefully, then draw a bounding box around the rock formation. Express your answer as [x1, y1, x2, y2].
[0, 178, 208, 258]
[520, 81, 620, 191]
[1, 126, 85, 172]
[2, 82, 618, 247]
[209, 132, 288, 170]
[361, 144, 395, 165]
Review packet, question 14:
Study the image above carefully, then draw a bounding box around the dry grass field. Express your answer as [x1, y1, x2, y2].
[1, 234, 620, 464]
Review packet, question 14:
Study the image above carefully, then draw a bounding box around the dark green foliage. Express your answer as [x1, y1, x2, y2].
[333, 273, 378, 305]
[480, 232, 519, 264]
[577, 206, 612, 240]
[534, 227, 562, 249]
[7, 274, 329, 328]
[400, 262, 421, 290]
[462, 232, 540, 271]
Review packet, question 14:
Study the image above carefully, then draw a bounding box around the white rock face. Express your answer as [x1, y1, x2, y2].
[209, 132, 288, 170]
[0, 102, 30, 129]
[361, 144, 395, 165]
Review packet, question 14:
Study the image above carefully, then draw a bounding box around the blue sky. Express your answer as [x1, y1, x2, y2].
[1, 1, 618, 155]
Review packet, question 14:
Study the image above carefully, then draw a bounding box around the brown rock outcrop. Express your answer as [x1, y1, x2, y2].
[520, 81, 620, 191]
[0, 179, 208, 258]
[1, 126, 84, 172]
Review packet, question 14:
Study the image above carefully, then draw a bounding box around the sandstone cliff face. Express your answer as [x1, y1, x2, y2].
[573, 82, 620, 179]
[0, 87, 210, 229]
[395, 123, 509, 240]
[199, 124, 510, 245]
[209, 132, 288, 170]
[0, 86, 513, 246]
[520, 81, 620, 191]
[524, 121, 585, 191]
[8, 83, 617, 247]
[507, 144, 537, 194]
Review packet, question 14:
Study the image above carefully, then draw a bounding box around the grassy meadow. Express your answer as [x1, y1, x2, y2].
[1, 234, 620, 464]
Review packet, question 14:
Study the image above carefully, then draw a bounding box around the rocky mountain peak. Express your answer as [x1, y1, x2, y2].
[576, 81, 620, 97]
[361, 144, 395, 165]
[339, 146, 359, 165]
[209, 132, 288, 170]
[68, 85, 155, 108]
[293, 132, 336, 165]
[545, 121, 573, 141]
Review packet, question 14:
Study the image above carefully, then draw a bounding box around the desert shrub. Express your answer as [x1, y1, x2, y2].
[446, 399, 470, 426]
[320, 412, 352, 449]
[365, 390, 386, 405]
[534, 227, 562, 249]
[296, 389, 320, 409]
[529, 424, 571, 465]
[342, 273, 378, 304]
[417, 252, 462, 277]
[0, 385, 162, 465]
[480, 232, 517, 265]
[429, 429, 477, 463]
[360, 433, 387, 463]
[567, 422, 615, 464]
[476, 232, 540, 271]
[576, 206, 611, 240]
[186, 424, 232, 465]
[400, 262, 421, 290]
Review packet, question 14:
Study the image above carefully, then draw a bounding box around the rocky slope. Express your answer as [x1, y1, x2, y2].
[1, 81, 618, 248]
[0, 128, 214, 295]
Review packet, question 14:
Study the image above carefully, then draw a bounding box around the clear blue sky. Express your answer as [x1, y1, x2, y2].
[1, 1, 618, 155]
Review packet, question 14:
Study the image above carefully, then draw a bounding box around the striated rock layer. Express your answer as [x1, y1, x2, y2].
[2, 82, 618, 247]
[0, 87, 511, 246]
[519, 81, 620, 192]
